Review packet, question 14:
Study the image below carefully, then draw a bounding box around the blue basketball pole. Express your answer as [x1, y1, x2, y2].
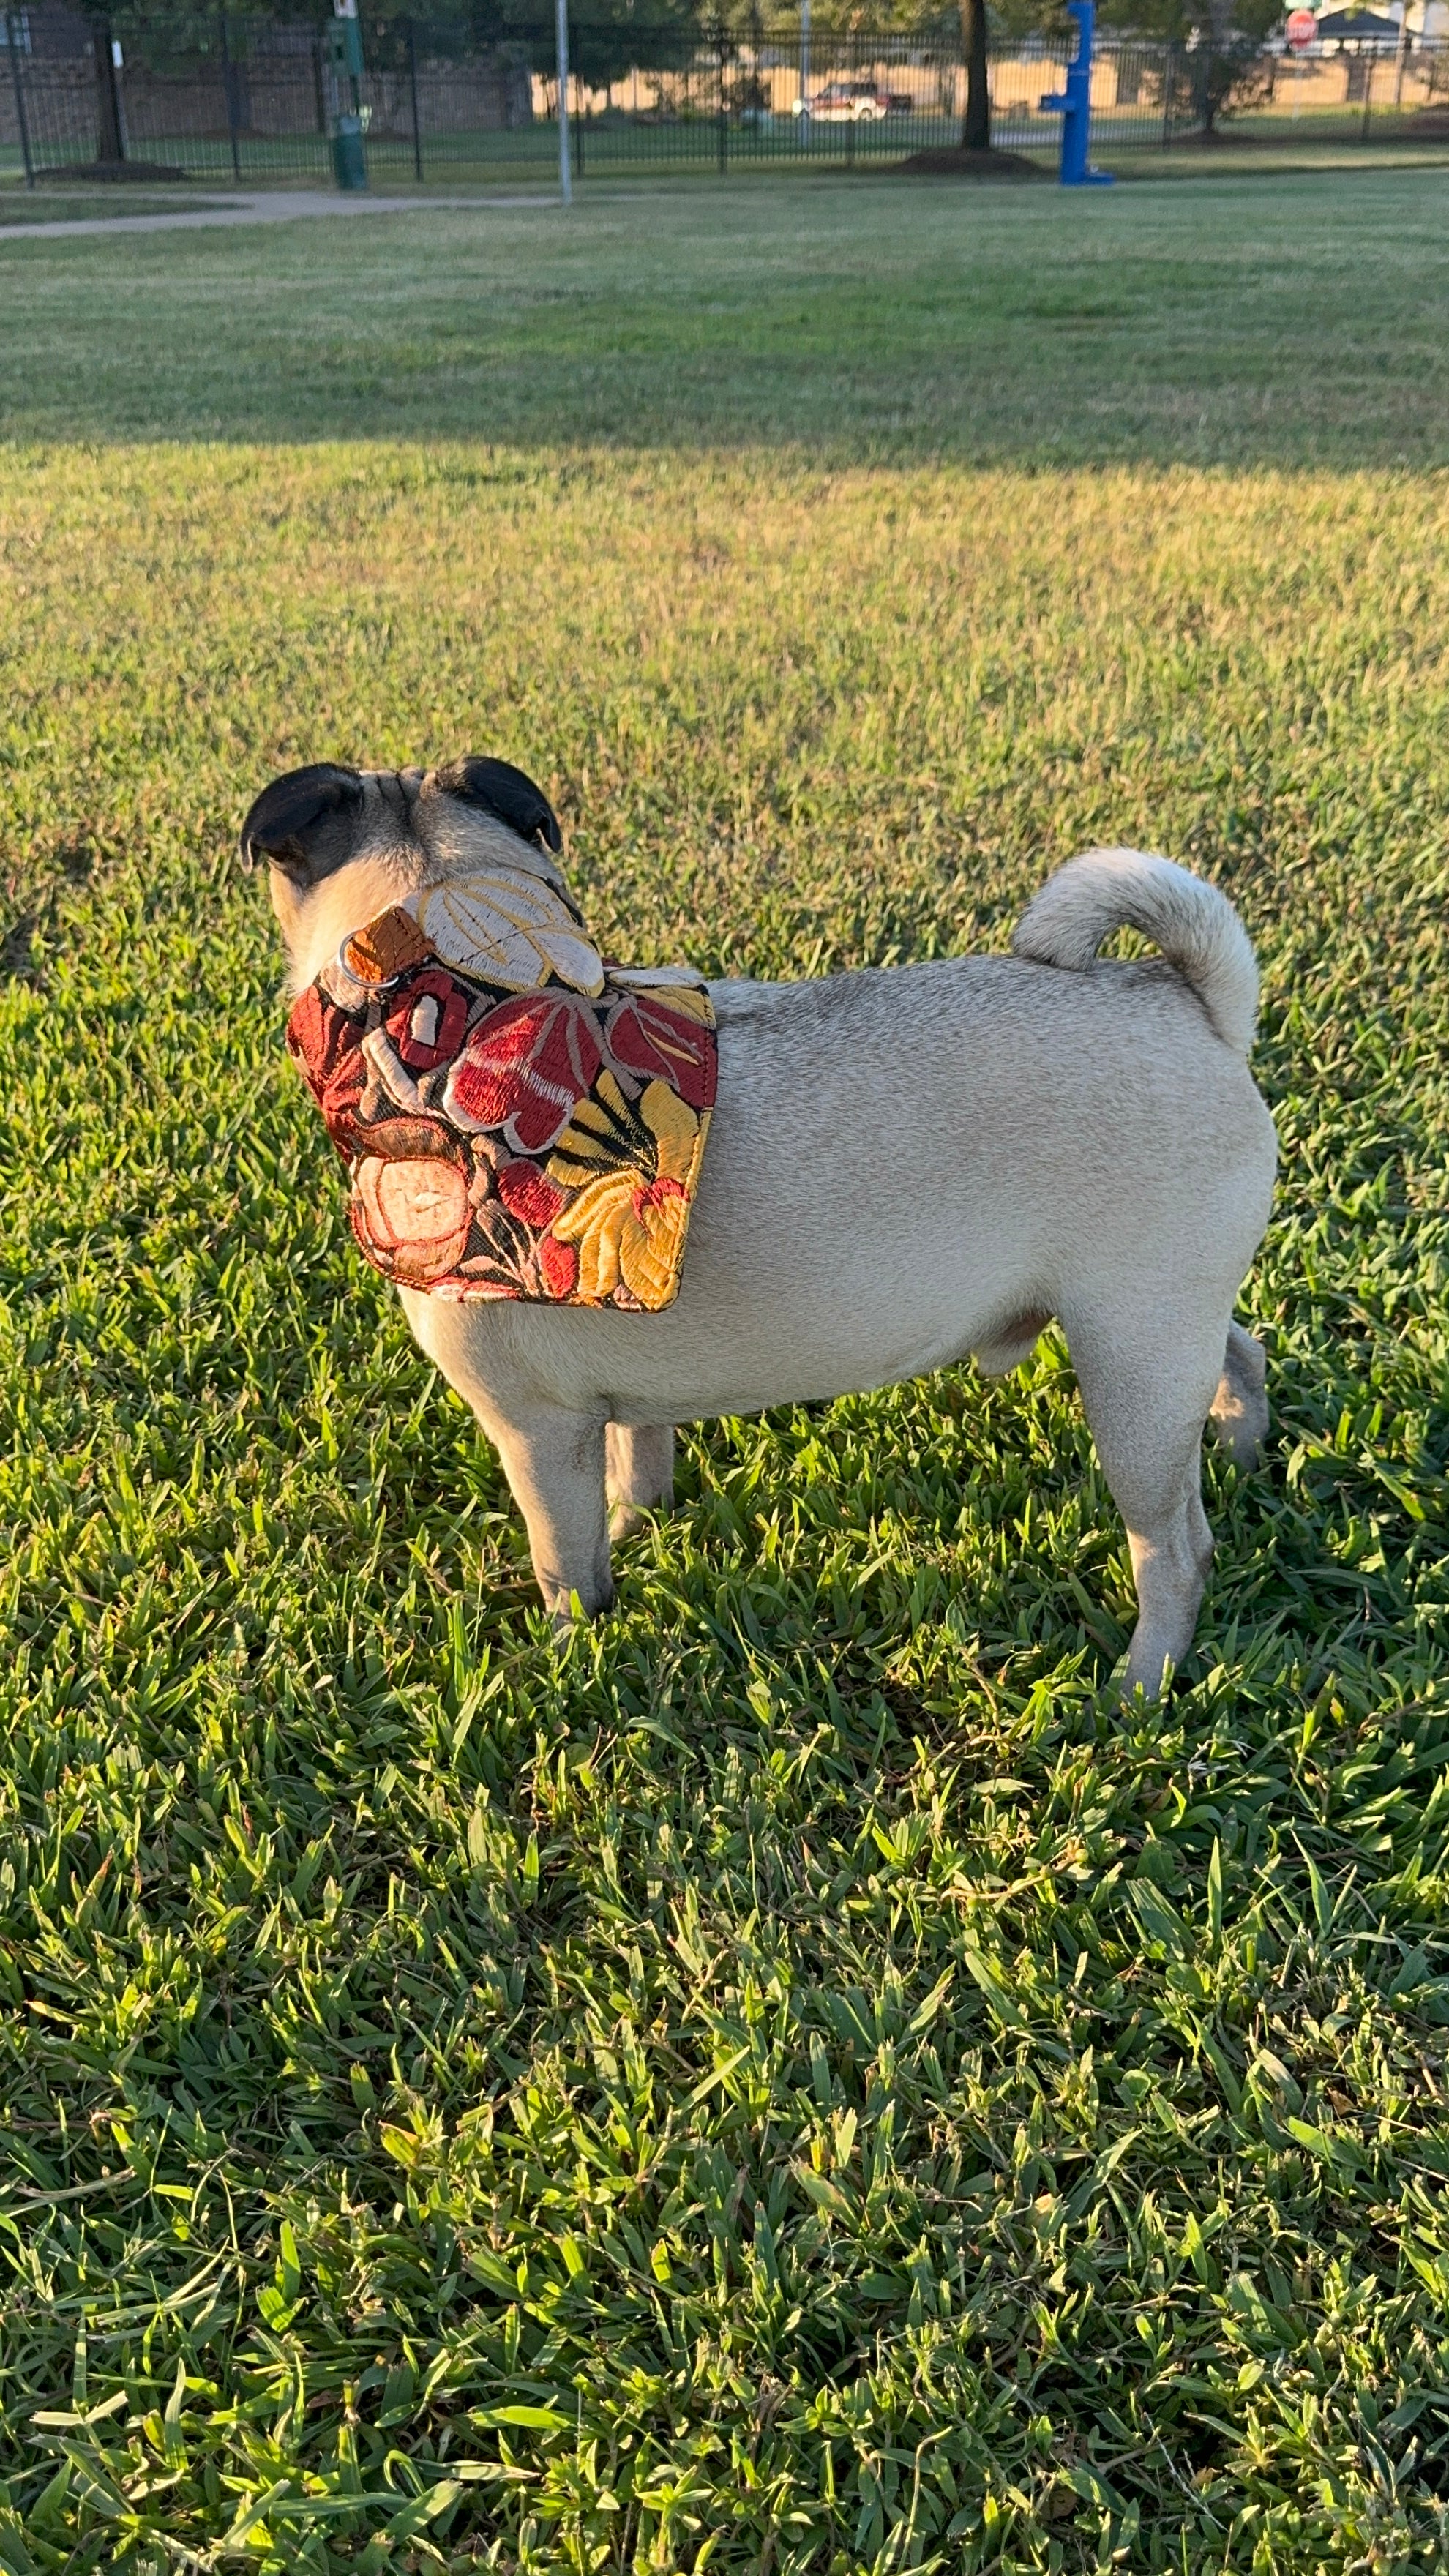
[1039, 0, 1114, 187]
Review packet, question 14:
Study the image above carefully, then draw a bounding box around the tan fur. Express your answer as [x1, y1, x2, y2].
[266, 768, 1278, 1696]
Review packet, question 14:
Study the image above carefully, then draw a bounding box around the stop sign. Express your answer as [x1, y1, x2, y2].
[1286, 9, 1317, 48]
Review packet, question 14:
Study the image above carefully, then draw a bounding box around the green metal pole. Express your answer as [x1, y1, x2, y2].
[6, 11, 34, 187]
[220, 12, 242, 183]
[408, 16, 422, 181]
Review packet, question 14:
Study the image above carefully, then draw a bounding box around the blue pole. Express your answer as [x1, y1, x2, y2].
[1038, 0, 1114, 186]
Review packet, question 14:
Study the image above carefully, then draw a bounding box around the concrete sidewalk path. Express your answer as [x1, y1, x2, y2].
[0, 190, 560, 244]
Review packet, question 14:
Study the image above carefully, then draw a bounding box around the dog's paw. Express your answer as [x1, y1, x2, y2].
[546, 1580, 615, 1636]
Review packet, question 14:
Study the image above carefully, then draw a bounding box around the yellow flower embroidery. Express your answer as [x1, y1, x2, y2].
[548, 1076, 707, 1309]
[625, 982, 714, 1023]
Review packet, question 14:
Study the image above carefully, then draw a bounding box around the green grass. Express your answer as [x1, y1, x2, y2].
[1, 166, 1448, 460]
[0, 173, 1448, 2575]
[0, 191, 237, 225]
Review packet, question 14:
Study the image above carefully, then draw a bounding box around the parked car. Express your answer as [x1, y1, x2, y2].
[792, 80, 912, 119]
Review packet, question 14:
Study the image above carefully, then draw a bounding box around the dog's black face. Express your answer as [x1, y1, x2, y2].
[239, 755, 561, 888]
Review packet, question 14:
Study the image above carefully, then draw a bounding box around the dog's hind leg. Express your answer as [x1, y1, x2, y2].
[1209, 1320, 1268, 1468]
[488, 1406, 614, 1622]
[1063, 1302, 1229, 1701]
[606, 1423, 675, 1540]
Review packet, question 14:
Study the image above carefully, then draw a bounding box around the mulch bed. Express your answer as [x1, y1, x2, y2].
[33, 161, 189, 182]
[889, 146, 1046, 177]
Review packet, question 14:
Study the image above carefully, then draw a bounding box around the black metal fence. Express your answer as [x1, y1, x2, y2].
[2, 8, 1447, 186]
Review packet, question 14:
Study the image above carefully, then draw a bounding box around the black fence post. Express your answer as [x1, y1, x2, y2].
[5, 11, 34, 186]
[96, 18, 127, 164]
[1161, 42, 1175, 145]
[220, 12, 243, 181]
[408, 15, 422, 180]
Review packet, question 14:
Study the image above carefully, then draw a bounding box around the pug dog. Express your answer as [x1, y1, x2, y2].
[242, 755, 1276, 1697]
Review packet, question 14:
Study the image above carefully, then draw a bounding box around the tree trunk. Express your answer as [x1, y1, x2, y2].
[1201, 0, 1232, 132]
[959, 0, 990, 149]
[94, 20, 124, 161]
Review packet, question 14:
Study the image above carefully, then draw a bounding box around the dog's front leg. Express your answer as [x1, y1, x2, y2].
[490, 1407, 613, 1622]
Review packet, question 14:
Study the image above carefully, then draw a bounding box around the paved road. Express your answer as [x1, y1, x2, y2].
[0, 190, 561, 244]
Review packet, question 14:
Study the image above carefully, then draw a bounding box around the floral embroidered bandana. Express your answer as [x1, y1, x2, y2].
[285, 869, 717, 1311]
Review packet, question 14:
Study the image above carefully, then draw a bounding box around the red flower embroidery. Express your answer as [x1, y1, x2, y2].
[351, 1153, 472, 1287]
[385, 968, 471, 1074]
[286, 984, 366, 1154]
[444, 991, 602, 1156]
[361, 1112, 461, 1168]
[538, 1234, 580, 1300]
[605, 989, 716, 1112]
[495, 1159, 569, 1231]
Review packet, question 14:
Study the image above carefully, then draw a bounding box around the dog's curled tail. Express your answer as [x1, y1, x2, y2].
[1012, 847, 1259, 1055]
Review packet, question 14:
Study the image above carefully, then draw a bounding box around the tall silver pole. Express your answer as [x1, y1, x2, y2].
[800, 0, 811, 110]
[556, 0, 572, 205]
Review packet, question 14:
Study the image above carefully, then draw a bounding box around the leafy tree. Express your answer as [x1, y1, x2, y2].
[1098, 0, 1280, 127]
[562, 0, 708, 97]
[79, 0, 710, 104]
[370, 0, 706, 95]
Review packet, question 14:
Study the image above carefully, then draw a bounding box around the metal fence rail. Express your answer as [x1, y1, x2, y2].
[2, 10, 1446, 187]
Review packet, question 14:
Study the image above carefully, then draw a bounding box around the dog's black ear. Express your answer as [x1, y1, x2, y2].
[239, 763, 365, 883]
[434, 755, 562, 854]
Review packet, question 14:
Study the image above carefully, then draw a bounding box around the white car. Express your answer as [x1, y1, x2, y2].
[793, 81, 896, 121]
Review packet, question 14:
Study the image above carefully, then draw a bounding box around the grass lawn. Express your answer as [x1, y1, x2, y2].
[0, 170, 1448, 2573]
[0, 192, 239, 225]
[2, 164, 1449, 460]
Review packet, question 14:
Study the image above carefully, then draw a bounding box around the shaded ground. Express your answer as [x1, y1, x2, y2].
[0, 187, 236, 222]
[894, 144, 1046, 173]
[0, 188, 550, 242]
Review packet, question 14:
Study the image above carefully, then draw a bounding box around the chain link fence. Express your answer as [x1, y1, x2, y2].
[2, 6, 1447, 187]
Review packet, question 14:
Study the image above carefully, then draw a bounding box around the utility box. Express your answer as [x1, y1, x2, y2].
[332, 109, 367, 187]
[328, 0, 367, 189]
[327, 5, 364, 83]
